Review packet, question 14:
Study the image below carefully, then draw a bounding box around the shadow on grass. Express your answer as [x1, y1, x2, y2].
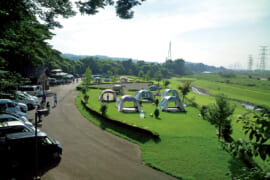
[80, 101, 160, 144]
[228, 156, 259, 179]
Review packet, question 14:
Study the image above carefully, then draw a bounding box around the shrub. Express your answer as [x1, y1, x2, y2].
[82, 87, 87, 94]
[154, 109, 160, 119]
[200, 105, 208, 119]
[100, 104, 107, 116]
[84, 94, 89, 103]
[155, 99, 159, 107]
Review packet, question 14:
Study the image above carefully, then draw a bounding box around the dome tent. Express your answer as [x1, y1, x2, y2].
[148, 85, 158, 91]
[148, 85, 161, 96]
[134, 90, 155, 103]
[99, 89, 117, 102]
[162, 89, 180, 99]
[158, 96, 185, 112]
[116, 95, 141, 113]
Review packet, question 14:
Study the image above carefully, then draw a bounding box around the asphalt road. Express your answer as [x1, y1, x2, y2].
[34, 82, 176, 180]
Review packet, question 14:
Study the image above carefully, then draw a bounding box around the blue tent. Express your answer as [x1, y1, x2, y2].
[148, 85, 158, 91]
[162, 89, 180, 99]
[158, 96, 185, 112]
[135, 90, 155, 102]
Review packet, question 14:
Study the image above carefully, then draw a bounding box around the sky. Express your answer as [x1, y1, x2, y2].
[49, 0, 270, 69]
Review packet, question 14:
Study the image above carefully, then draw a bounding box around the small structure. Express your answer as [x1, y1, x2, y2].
[116, 95, 141, 113]
[119, 76, 129, 83]
[93, 77, 102, 84]
[148, 85, 158, 91]
[99, 89, 117, 102]
[162, 89, 180, 99]
[158, 96, 185, 112]
[113, 84, 124, 95]
[135, 90, 155, 103]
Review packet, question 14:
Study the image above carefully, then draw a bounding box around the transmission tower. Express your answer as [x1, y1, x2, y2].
[166, 41, 172, 61]
[248, 55, 253, 71]
[259, 46, 267, 72]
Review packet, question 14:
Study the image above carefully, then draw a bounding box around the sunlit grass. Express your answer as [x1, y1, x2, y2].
[77, 88, 246, 179]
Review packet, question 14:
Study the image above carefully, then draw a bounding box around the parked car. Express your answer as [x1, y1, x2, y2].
[48, 77, 57, 86]
[1, 131, 62, 169]
[3, 112, 29, 125]
[0, 99, 27, 118]
[18, 85, 44, 96]
[0, 114, 33, 129]
[0, 121, 36, 137]
[13, 102, 28, 113]
[17, 91, 38, 103]
[13, 93, 37, 110]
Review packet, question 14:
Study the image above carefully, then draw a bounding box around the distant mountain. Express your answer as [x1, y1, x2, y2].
[61, 53, 137, 62]
[61, 53, 226, 72]
[185, 62, 227, 72]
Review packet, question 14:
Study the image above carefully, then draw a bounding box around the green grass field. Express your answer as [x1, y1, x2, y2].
[77, 88, 246, 179]
[76, 73, 270, 179]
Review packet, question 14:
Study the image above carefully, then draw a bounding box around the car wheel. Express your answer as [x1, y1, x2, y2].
[20, 107, 26, 113]
[52, 152, 60, 160]
[27, 104, 34, 110]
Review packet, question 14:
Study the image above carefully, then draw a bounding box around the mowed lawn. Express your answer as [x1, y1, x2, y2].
[77, 89, 245, 179]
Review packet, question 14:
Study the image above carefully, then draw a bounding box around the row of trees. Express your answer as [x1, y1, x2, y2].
[0, 0, 147, 87]
[75, 57, 191, 79]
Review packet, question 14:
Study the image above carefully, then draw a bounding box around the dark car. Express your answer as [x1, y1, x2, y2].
[0, 131, 62, 170]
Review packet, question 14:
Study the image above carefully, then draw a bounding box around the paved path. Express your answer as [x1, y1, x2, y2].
[34, 82, 176, 180]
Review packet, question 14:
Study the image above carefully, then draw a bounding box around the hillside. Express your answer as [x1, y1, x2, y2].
[61, 53, 227, 72]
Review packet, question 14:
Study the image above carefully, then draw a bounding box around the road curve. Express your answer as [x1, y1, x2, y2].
[39, 83, 176, 180]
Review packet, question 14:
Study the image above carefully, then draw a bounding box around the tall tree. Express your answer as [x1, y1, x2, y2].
[178, 80, 191, 103]
[154, 71, 163, 87]
[205, 94, 235, 141]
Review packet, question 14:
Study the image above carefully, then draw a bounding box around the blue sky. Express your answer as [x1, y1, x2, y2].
[49, 0, 270, 69]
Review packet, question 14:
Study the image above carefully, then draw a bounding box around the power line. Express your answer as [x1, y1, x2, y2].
[166, 41, 172, 61]
[248, 54, 253, 71]
[259, 46, 267, 72]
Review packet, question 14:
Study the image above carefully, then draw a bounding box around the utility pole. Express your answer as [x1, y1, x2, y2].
[259, 46, 267, 72]
[248, 55, 253, 71]
[166, 41, 172, 61]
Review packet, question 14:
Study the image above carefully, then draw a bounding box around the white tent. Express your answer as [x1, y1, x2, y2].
[162, 89, 180, 99]
[116, 95, 141, 113]
[134, 90, 155, 102]
[113, 84, 124, 95]
[99, 89, 117, 102]
[158, 96, 185, 112]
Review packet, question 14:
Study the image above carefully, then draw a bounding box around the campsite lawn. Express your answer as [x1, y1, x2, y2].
[77, 89, 246, 179]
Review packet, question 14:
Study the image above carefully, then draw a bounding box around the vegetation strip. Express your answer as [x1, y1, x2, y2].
[80, 99, 159, 138]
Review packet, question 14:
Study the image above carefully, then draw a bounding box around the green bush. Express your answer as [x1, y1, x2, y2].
[100, 104, 107, 116]
[84, 94, 89, 102]
[82, 87, 87, 94]
[200, 105, 208, 119]
[154, 108, 160, 119]
[155, 99, 159, 107]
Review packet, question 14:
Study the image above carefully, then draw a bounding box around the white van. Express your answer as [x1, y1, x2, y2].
[18, 85, 44, 96]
